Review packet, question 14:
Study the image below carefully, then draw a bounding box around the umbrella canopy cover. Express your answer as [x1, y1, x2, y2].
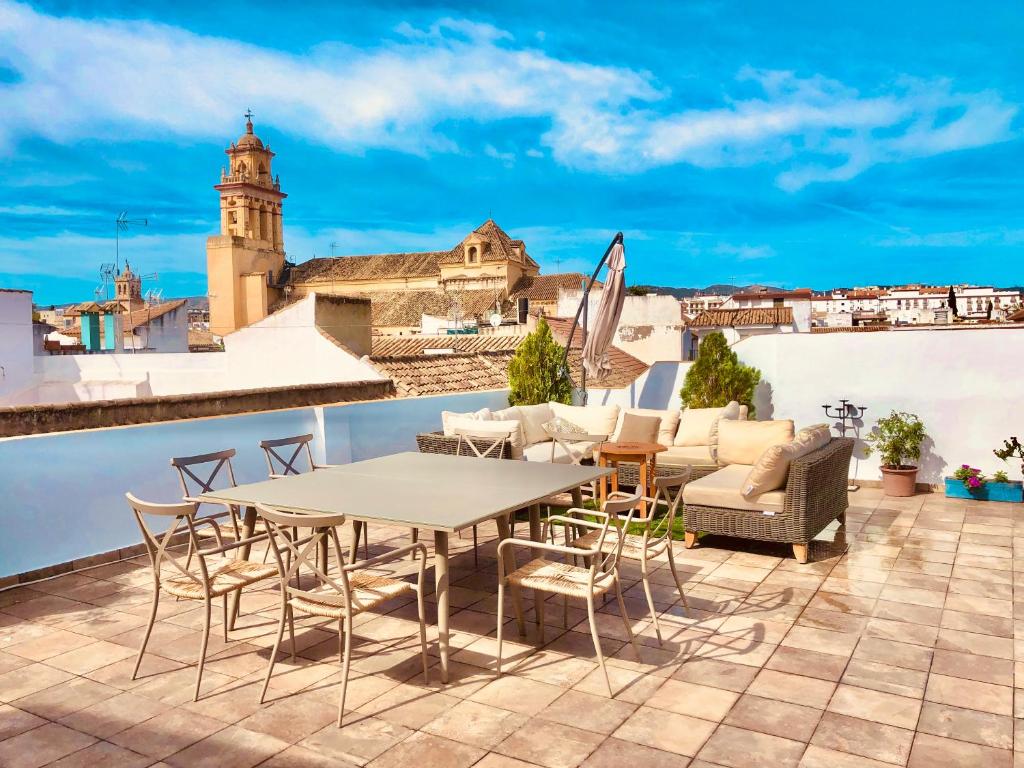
[582, 242, 626, 381]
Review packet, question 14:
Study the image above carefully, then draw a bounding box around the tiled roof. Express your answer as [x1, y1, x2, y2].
[289, 219, 538, 285]
[358, 289, 507, 327]
[544, 316, 649, 389]
[731, 288, 813, 301]
[59, 300, 187, 337]
[689, 307, 794, 327]
[371, 334, 523, 357]
[370, 350, 515, 397]
[1008, 307, 1024, 322]
[509, 273, 598, 303]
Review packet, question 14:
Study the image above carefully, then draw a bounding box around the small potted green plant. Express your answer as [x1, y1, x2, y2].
[864, 411, 926, 497]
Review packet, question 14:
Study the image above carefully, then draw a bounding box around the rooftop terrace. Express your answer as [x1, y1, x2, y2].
[0, 487, 1020, 768]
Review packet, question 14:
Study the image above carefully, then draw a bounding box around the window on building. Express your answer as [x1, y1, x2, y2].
[467, 246, 478, 264]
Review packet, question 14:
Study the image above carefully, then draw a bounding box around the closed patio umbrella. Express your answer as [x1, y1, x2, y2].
[582, 240, 626, 381]
[947, 286, 958, 317]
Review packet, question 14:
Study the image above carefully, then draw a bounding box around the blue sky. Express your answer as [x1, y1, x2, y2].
[0, 0, 1021, 305]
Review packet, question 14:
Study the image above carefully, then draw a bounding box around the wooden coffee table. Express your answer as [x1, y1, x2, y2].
[597, 441, 667, 515]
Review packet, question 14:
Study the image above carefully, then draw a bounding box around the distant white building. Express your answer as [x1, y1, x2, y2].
[0, 289, 34, 401]
[680, 293, 730, 317]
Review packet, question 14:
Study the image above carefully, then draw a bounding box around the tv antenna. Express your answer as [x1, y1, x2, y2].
[330, 242, 339, 257]
[115, 212, 148, 271]
[97, 262, 117, 301]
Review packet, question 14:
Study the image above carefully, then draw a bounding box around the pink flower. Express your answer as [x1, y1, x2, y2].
[962, 464, 970, 469]
[968, 476, 981, 488]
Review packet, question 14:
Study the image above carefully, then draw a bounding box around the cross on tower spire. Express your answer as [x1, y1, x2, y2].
[244, 108, 254, 132]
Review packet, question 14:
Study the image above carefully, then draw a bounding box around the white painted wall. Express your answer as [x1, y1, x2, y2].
[0, 389, 510, 577]
[0, 290, 34, 401]
[734, 328, 1024, 484]
[588, 361, 692, 411]
[3, 295, 387, 406]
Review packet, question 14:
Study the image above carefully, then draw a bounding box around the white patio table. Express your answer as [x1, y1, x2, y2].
[199, 451, 611, 682]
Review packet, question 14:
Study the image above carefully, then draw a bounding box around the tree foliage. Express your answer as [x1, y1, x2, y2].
[680, 331, 762, 416]
[507, 317, 572, 406]
[863, 410, 927, 468]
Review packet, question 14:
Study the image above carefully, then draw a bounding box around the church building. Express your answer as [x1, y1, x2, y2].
[206, 118, 589, 336]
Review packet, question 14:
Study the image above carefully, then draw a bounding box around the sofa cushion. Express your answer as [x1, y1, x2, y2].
[616, 413, 661, 444]
[708, 401, 742, 461]
[549, 402, 619, 437]
[523, 439, 597, 464]
[716, 419, 795, 467]
[450, 417, 525, 459]
[491, 403, 554, 445]
[612, 407, 680, 447]
[682, 463, 785, 513]
[674, 406, 728, 447]
[743, 426, 831, 498]
[660, 445, 715, 466]
[441, 407, 491, 436]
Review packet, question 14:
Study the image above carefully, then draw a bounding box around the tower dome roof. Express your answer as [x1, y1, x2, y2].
[236, 117, 264, 150]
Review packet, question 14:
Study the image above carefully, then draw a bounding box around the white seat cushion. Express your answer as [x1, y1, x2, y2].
[549, 402, 619, 437]
[674, 406, 729, 446]
[682, 464, 786, 513]
[523, 440, 597, 464]
[716, 419, 795, 466]
[491, 403, 554, 446]
[451, 418, 525, 459]
[660, 445, 715, 466]
[441, 407, 491, 435]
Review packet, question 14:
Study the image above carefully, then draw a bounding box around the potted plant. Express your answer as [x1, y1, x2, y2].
[864, 411, 926, 497]
[945, 464, 1023, 503]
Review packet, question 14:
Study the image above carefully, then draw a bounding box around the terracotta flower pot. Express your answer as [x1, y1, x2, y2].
[881, 465, 918, 497]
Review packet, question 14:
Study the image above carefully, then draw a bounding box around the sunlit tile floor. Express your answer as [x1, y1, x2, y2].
[0, 488, 1021, 767]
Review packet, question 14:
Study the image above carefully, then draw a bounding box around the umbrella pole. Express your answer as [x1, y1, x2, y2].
[556, 232, 623, 404]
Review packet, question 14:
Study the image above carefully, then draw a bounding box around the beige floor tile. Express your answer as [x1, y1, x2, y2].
[475, 754, 545, 768]
[45, 640, 136, 675]
[11, 675, 119, 721]
[495, 718, 604, 768]
[613, 706, 716, 757]
[765, 645, 848, 682]
[580, 737, 691, 768]
[925, 674, 1013, 716]
[469, 675, 565, 716]
[258, 743, 357, 767]
[907, 732, 1012, 768]
[163, 724, 290, 768]
[59, 690, 171, 739]
[573, 662, 668, 703]
[369, 731, 485, 768]
[235, 691, 339, 744]
[356, 682, 459, 730]
[422, 699, 528, 748]
[646, 678, 739, 721]
[109, 707, 226, 759]
[298, 715, 412, 765]
[930, 648, 1014, 685]
[916, 701, 1013, 749]
[4, 629, 96, 661]
[537, 688, 636, 734]
[673, 656, 760, 692]
[0, 703, 47, 741]
[840, 659, 927, 699]
[810, 712, 914, 765]
[781, 625, 859, 658]
[827, 684, 921, 729]
[0, 722, 97, 768]
[747, 669, 836, 709]
[798, 744, 898, 767]
[0, 663, 75, 702]
[45, 740, 153, 768]
[724, 693, 822, 741]
[697, 724, 804, 768]
[853, 637, 933, 672]
[936, 628, 1015, 659]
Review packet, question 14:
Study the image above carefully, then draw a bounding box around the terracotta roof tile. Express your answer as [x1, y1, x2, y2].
[544, 316, 649, 389]
[370, 351, 514, 398]
[356, 289, 506, 327]
[509, 273, 598, 303]
[688, 307, 794, 327]
[371, 334, 523, 356]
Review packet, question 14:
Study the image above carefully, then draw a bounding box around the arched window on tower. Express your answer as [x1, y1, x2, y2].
[467, 246, 478, 264]
[260, 207, 270, 242]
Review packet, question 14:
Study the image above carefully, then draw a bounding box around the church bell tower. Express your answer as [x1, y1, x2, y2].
[206, 112, 287, 336]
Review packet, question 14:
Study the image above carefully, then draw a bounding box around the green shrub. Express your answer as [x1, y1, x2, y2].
[863, 411, 926, 468]
[680, 331, 761, 416]
[508, 317, 572, 406]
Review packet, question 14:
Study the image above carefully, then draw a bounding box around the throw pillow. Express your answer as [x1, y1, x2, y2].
[548, 402, 619, 437]
[518, 403, 556, 445]
[716, 419, 795, 466]
[615, 413, 661, 444]
[441, 407, 491, 436]
[543, 416, 587, 437]
[612, 408, 680, 447]
[708, 401, 742, 462]
[673, 406, 724, 447]
[743, 425, 831, 497]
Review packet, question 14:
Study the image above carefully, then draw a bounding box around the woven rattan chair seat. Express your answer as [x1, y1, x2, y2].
[573, 530, 668, 560]
[289, 573, 414, 618]
[507, 557, 614, 597]
[163, 559, 277, 599]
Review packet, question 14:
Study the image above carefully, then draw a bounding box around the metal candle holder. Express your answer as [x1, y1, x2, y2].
[822, 399, 866, 491]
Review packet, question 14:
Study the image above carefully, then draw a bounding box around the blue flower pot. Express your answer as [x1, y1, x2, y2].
[944, 478, 1023, 503]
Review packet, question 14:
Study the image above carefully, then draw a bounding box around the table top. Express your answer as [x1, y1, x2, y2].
[199, 451, 612, 533]
[599, 441, 667, 457]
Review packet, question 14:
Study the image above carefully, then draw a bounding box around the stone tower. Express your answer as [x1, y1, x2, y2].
[206, 114, 287, 336]
[113, 261, 143, 312]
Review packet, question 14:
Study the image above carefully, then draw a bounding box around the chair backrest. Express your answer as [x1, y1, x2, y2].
[643, 471, 690, 545]
[126, 492, 205, 586]
[170, 448, 238, 498]
[544, 426, 606, 466]
[590, 491, 642, 580]
[259, 434, 316, 478]
[454, 429, 509, 460]
[257, 504, 354, 611]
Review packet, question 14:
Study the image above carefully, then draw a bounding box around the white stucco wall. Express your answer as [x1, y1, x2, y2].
[0, 290, 34, 400]
[734, 328, 1024, 484]
[3, 295, 387, 406]
[0, 389, 510, 577]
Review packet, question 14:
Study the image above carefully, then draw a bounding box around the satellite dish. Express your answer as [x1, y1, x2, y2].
[489, 312, 502, 328]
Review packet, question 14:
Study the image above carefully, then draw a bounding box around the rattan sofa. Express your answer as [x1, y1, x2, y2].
[416, 431, 513, 458]
[682, 437, 854, 564]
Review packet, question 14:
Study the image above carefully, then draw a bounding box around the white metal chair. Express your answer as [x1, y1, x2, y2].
[570, 471, 692, 645]
[126, 493, 276, 701]
[496, 491, 642, 696]
[455, 428, 513, 567]
[256, 504, 429, 727]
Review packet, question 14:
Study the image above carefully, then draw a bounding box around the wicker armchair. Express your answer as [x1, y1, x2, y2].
[682, 437, 854, 564]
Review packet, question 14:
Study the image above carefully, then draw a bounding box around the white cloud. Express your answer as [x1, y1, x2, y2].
[875, 227, 1024, 248]
[712, 242, 776, 260]
[0, 2, 1017, 190]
